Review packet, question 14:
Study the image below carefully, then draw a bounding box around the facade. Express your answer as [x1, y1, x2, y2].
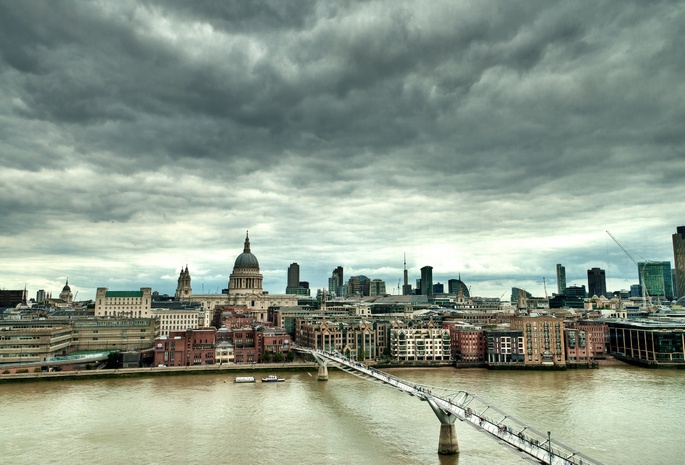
[154, 328, 217, 367]
[95, 288, 152, 318]
[151, 303, 207, 337]
[485, 330, 525, 365]
[286, 263, 311, 296]
[556, 264, 566, 295]
[608, 320, 685, 365]
[369, 279, 387, 296]
[389, 322, 451, 362]
[420, 266, 433, 297]
[450, 326, 486, 362]
[287, 263, 299, 288]
[673, 226, 685, 298]
[510, 316, 566, 366]
[564, 285, 586, 298]
[72, 318, 156, 352]
[0, 289, 27, 309]
[329, 266, 344, 297]
[0, 321, 72, 364]
[587, 267, 607, 297]
[298, 319, 382, 361]
[447, 279, 470, 301]
[638, 261, 673, 301]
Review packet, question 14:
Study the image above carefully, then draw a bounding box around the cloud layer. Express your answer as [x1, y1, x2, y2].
[1, 1, 683, 300]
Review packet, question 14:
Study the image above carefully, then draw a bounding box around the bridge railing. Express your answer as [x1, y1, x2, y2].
[298, 347, 605, 465]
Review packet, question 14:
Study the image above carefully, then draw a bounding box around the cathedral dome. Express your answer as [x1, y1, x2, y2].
[233, 232, 259, 270]
[234, 251, 259, 269]
[62, 280, 71, 292]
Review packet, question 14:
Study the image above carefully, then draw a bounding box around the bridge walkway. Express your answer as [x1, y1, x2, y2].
[300, 348, 605, 465]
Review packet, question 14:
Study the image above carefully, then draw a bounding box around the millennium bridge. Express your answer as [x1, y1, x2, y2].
[295, 346, 605, 465]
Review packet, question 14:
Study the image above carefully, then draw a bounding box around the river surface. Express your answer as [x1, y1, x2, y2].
[1, 365, 683, 464]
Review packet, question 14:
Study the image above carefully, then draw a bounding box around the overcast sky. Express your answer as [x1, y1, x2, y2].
[1, 1, 683, 302]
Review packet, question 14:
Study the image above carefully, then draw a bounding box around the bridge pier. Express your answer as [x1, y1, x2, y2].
[317, 363, 329, 381]
[311, 353, 329, 381]
[426, 398, 459, 455]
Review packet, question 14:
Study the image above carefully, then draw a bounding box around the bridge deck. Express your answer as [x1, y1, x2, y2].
[300, 348, 605, 465]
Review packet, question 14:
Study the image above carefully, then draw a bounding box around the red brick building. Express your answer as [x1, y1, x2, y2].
[154, 328, 216, 367]
[449, 326, 486, 362]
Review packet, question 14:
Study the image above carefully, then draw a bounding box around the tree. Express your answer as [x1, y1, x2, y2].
[263, 351, 272, 363]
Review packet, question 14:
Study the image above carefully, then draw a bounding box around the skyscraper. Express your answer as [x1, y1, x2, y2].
[329, 266, 344, 297]
[287, 263, 300, 289]
[673, 226, 685, 298]
[587, 267, 607, 297]
[556, 264, 566, 295]
[420, 266, 433, 297]
[638, 261, 673, 301]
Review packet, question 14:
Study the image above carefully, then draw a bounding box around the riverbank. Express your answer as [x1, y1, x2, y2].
[0, 362, 319, 383]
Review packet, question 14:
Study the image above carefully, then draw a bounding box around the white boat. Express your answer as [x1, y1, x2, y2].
[234, 376, 255, 383]
[261, 375, 285, 383]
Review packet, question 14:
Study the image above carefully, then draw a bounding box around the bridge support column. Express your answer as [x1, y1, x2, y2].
[426, 398, 459, 455]
[317, 363, 329, 381]
[311, 353, 329, 381]
[438, 423, 458, 455]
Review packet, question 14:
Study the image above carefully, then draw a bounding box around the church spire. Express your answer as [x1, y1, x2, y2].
[244, 230, 251, 253]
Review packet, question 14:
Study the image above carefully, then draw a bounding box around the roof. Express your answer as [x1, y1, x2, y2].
[105, 291, 144, 298]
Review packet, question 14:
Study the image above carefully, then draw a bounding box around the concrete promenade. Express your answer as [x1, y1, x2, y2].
[0, 361, 317, 383]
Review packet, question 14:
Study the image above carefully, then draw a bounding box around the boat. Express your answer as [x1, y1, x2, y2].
[234, 376, 255, 383]
[261, 375, 285, 383]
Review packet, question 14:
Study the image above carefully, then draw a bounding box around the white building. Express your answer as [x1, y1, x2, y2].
[95, 288, 152, 318]
[151, 306, 208, 337]
[389, 322, 451, 361]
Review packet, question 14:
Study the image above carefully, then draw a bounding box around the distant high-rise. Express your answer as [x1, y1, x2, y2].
[329, 266, 344, 297]
[402, 253, 412, 295]
[638, 261, 673, 301]
[369, 279, 386, 296]
[348, 275, 370, 296]
[286, 263, 310, 295]
[420, 266, 433, 297]
[447, 278, 470, 300]
[556, 264, 566, 295]
[587, 267, 607, 297]
[287, 263, 300, 289]
[673, 226, 685, 298]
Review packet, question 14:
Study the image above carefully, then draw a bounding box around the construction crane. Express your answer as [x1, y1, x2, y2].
[542, 277, 548, 299]
[606, 230, 654, 308]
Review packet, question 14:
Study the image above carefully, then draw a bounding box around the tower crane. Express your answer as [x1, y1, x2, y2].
[606, 230, 654, 308]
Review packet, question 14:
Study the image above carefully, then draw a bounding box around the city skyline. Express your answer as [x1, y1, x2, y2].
[1, 2, 683, 301]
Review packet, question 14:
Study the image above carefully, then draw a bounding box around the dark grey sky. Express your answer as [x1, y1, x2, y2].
[1, 1, 683, 300]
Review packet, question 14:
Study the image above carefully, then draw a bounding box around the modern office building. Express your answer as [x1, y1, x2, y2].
[329, 266, 344, 297]
[369, 279, 387, 296]
[348, 275, 370, 296]
[285, 263, 310, 295]
[447, 279, 470, 300]
[556, 264, 567, 295]
[587, 267, 607, 297]
[287, 263, 300, 289]
[673, 226, 685, 298]
[420, 266, 433, 297]
[638, 261, 673, 301]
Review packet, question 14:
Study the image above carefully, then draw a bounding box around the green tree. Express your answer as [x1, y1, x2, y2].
[263, 351, 272, 363]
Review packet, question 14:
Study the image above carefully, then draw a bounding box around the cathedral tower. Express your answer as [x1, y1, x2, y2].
[175, 265, 192, 300]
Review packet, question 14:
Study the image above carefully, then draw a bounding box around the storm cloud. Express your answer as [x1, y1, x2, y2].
[1, 0, 683, 300]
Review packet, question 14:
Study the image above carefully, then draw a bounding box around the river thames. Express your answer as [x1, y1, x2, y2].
[1, 365, 683, 464]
